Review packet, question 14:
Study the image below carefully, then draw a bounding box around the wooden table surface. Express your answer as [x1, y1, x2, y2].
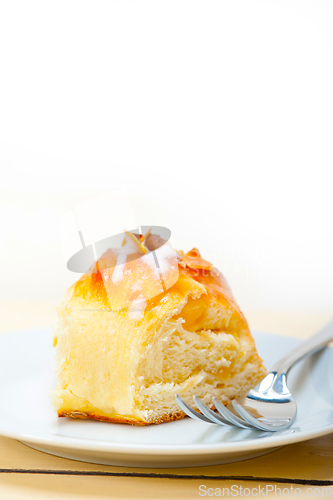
[0, 300, 332, 499]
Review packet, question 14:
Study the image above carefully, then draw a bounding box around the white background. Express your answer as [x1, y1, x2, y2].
[0, 0, 332, 313]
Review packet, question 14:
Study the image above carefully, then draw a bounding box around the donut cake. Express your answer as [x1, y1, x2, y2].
[53, 232, 266, 425]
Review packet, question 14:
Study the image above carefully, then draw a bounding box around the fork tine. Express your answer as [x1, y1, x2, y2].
[193, 396, 230, 426]
[213, 398, 255, 430]
[231, 400, 296, 431]
[175, 395, 213, 423]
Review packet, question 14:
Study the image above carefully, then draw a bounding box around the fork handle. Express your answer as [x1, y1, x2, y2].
[271, 318, 333, 375]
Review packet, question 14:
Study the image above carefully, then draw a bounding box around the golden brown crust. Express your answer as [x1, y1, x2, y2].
[70, 246, 243, 321]
[58, 411, 148, 425]
[57, 401, 230, 426]
[58, 410, 187, 425]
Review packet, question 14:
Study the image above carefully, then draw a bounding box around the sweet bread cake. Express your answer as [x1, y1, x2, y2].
[53, 232, 266, 425]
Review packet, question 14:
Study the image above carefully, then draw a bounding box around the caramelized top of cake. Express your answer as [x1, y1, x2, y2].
[71, 231, 241, 320]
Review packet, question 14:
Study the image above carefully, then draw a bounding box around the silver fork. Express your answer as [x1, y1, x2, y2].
[176, 319, 333, 432]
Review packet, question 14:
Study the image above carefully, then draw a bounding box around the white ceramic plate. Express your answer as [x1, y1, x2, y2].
[0, 328, 332, 468]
